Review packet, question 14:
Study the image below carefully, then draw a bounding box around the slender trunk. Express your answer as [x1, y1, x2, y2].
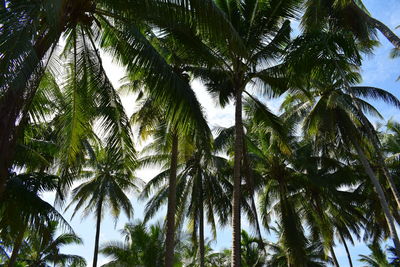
[330, 246, 340, 267]
[199, 179, 205, 267]
[330, 49, 400, 212]
[7, 227, 26, 267]
[339, 231, 353, 267]
[357, 111, 400, 211]
[351, 137, 400, 258]
[165, 133, 179, 267]
[347, 92, 400, 211]
[232, 88, 243, 267]
[93, 199, 103, 267]
[351, 2, 400, 49]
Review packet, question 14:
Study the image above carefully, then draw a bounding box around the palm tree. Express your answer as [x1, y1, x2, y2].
[383, 120, 400, 167]
[0, 0, 238, 199]
[291, 142, 366, 267]
[130, 52, 210, 267]
[184, 1, 301, 264]
[140, 144, 232, 267]
[283, 30, 400, 257]
[0, 172, 71, 267]
[14, 221, 86, 267]
[100, 220, 168, 267]
[240, 230, 266, 267]
[302, 0, 400, 49]
[253, 135, 310, 266]
[267, 224, 331, 267]
[67, 144, 138, 267]
[358, 243, 392, 267]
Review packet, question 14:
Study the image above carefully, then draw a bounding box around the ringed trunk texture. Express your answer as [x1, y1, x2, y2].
[352, 137, 400, 258]
[231, 88, 243, 267]
[7, 227, 25, 267]
[93, 200, 103, 267]
[339, 231, 353, 267]
[165, 133, 179, 267]
[199, 180, 205, 267]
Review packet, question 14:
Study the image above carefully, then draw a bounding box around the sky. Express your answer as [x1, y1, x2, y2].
[42, 1, 400, 266]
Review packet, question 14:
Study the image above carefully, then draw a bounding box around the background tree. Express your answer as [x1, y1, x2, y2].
[14, 221, 86, 267]
[67, 143, 138, 267]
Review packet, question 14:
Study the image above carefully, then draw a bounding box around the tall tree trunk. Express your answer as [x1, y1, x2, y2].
[232, 88, 243, 267]
[351, 136, 400, 258]
[339, 231, 353, 267]
[330, 246, 340, 267]
[347, 89, 400, 211]
[7, 227, 26, 267]
[356, 111, 400, 211]
[93, 199, 103, 267]
[165, 132, 179, 267]
[351, 1, 400, 49]
[199, 178, 205, 267]
[330, 50, 400, 212]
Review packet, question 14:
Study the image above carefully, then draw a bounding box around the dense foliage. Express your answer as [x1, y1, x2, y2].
[1, 0, 400, 266]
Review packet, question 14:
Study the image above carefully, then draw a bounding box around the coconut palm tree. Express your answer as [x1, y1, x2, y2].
[283, 29, 400, 256]
[131, 86, 211, 266]
[140, 144, 232, 267]
[267, 224, 331, 267]
[66, 143, 138, 267]
[281, 58, 400, 256]
[13, 221, 86, 267]
[127, 21, 217, 259]
[0, 0, 239, 199]
[0, 172, 71, 267]
[240, 230, 266, 267]
[383, 120, 400, 166]
[183, 1, 302, 263]
[290, 142, 366, 267]
[100, 220, 168, 267]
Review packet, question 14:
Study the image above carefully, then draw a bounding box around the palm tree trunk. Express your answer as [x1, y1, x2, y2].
[347, 92, 400, 211]
[199, 178, 205, 267]
[351, 1, 400, 49]
[330, 246, 340, 267]
[358, 114, 400, 211]
[232, 88, 243, 267]
[339, 231, 353, 267]
[330, 50, 400, 212]
[93, 199, 103, 267]
[351, 136, 400, 258]
[7, 227, 26, 267]
[165, 132, 179, 267]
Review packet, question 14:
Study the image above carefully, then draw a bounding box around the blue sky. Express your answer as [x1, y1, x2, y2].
[43, 1, 400, 266]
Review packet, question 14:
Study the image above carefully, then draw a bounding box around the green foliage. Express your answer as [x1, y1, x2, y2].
[2, 1, 400, 266]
